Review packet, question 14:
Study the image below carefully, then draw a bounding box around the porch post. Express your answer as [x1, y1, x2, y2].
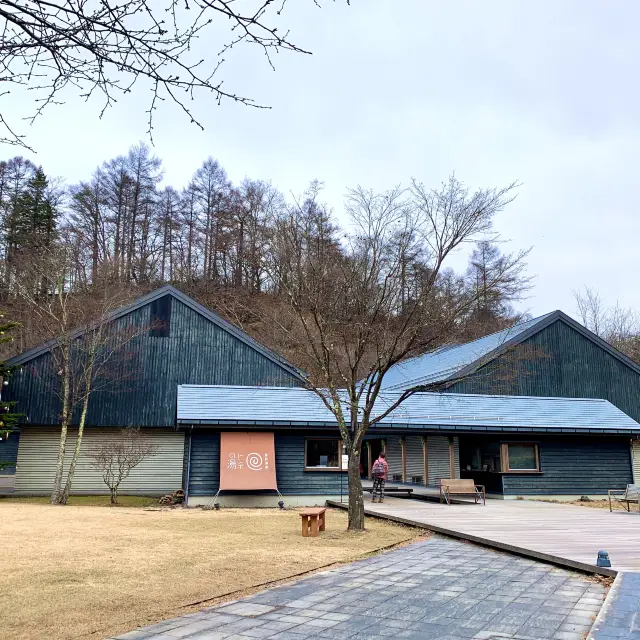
[448, 436, 455, 478]
[422, 436, 428, 486]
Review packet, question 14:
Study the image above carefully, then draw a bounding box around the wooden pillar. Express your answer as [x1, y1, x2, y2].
[366, 441, 372, 480]
[400, 437, 406, 483]
[448, 436, 456, 478]
[422, 436, 429, 486]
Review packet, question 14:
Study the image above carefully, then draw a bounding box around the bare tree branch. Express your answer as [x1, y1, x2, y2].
[0, 0, 346, 147]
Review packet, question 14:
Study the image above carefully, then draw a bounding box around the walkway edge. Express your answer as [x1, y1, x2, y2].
[326, 500, 617, 578]
[586, 571, 623, 639]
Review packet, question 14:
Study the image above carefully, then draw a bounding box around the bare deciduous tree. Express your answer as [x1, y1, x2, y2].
[573, 286, 640, 363]
[88, 428, 157, 504]
[0, 0, 346, 149]
[262, 176, 526, 530]
[16, 244, 148, 504]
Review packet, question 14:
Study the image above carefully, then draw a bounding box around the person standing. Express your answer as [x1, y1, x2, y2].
[371, 451, 388, 503]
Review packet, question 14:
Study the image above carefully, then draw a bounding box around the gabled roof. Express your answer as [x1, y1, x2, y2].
[7, 285, 306, 381]
[379, 310, 640, 392]
[176, 384, 640, 434]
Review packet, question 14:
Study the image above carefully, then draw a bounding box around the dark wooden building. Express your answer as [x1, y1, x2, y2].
[4, 290, 640, 502]
[4, 286, 306, 496]
[380, 311, 640, 495]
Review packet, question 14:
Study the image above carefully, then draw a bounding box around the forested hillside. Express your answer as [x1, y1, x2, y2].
[0, 144, 532, 362]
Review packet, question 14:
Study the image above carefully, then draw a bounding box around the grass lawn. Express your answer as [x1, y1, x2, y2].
[0, 503, 422, 640]
[0, 495, 159, 507]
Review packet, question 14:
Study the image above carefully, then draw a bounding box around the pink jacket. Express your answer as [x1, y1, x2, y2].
[372, 457, 388, 479]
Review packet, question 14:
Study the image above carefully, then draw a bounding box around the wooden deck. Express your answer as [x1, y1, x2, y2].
[328, 497, 640, 576]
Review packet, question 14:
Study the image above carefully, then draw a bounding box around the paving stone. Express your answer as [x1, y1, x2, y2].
[258, 621, 300, 633]
[216, 604, 276, 617]
[552, 632, 586, 640]
[558, 621, 593, 633]
[321, 612, 352, 622]
[115, 537, 606, 640]
[564, 612, 596, 626]
[293, 609, 325, 619]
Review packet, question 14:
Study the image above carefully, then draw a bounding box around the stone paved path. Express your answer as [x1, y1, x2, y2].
[590, 572, 640, 639]
[113, 536, 608, 640]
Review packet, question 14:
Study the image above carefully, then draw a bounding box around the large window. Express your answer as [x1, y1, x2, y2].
[460, 439, 540, 473]
[305, 439, 342, 470]
[502, 443, 540, 472]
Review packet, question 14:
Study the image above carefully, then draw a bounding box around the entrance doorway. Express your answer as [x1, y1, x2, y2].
[361, 439, 384, 478]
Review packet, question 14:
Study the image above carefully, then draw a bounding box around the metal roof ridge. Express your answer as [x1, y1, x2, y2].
[388, 311, 559, 368]
[178, 384, 613, 405]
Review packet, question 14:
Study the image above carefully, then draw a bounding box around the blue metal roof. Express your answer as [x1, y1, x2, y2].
[177, 385, 640, 434]
[379, 313, 557, 392]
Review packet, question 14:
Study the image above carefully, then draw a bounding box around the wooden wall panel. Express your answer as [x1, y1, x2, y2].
[188, 431, 346, 496]
[14, 427, 184, 495]
[6, 296, 301, 428]
[405, 436, 425, 483]
[501, 436, 631, 495]
[450, 319, 640, 421]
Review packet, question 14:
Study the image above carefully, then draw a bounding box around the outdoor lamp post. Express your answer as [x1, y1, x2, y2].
[597, 550, 611, 568]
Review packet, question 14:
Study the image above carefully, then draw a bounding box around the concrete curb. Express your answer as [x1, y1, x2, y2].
[326, 500, 617, 578]
[587, 571, 623, 639]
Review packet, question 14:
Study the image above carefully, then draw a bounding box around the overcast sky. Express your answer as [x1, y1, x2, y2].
[2, 1, 638, 319]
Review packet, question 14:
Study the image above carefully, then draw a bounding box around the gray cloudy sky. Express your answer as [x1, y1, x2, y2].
[3, 1, 638, 318]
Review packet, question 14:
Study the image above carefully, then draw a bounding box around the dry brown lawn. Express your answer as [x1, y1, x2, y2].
[0, 503, 421, 640]
[528, 498, 614, 510]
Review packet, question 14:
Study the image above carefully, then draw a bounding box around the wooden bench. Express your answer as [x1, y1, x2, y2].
[609, 484, 640, 512]
[439, 479, 485, 505]
[300, 507, 327, 537]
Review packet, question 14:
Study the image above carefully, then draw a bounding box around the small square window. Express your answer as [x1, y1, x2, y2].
[305, 439, 341, 469]
[503, 443, 539, 472]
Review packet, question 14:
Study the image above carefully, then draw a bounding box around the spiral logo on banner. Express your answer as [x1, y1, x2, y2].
[246, 452, 263, 471]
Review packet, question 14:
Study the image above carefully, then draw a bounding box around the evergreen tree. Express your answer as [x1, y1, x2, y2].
[6, 168, 58, 254]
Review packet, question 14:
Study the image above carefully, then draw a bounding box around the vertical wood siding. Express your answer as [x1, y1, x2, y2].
[405, 436, 425, 482]
[0, 432, 19, 474]
[501, 436, 632, 495]
[188, 431, 345, 496]
[6, 296, 301, 427]
[385, 436, 403, 481]
[15, 427, 184, 495]
[427, 436, 459, 485]
[450, 319, 640, 421]
[452, 437, 461, 478]
[633, 440, 640, 484]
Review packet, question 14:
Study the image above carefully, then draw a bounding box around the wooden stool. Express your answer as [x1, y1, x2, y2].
[300, 507, 327, 537]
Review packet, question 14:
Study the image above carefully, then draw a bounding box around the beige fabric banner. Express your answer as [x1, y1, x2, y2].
[219, 432, 277, 491]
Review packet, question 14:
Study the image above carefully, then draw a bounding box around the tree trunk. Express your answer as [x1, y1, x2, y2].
[111, 486, 118, 505]
[50, 346, 72, 505]
[347, 448, 365, 531]
[50, 421, 69, 504]
[60, 391, 90, 504]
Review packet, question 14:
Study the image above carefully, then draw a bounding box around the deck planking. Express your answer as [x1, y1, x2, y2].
[328, 496, 640, 575]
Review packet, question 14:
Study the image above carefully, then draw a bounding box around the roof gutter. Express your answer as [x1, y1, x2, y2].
[176, 419, 640, 436]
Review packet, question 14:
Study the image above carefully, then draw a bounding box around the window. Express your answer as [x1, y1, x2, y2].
[305, 439, 342, 470]
[502, 443, 540, 472]
[149, 296, 172, 337]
